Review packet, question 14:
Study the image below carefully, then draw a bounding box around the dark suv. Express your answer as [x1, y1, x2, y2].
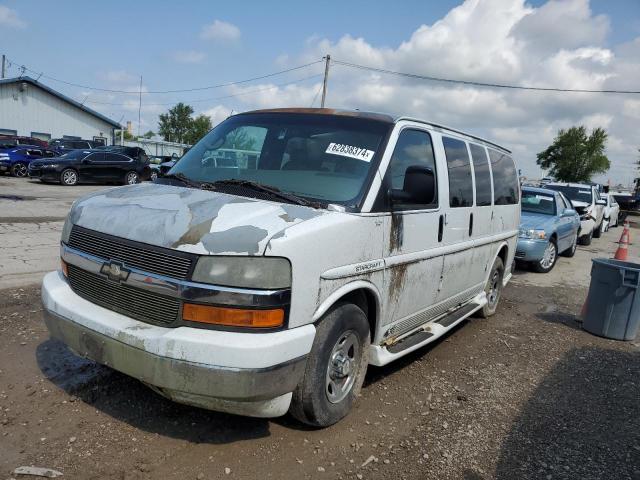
[48, 138, 104, 153]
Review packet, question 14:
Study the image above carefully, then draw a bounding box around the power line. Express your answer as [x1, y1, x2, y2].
[332, 59, 640, 95]
[82, 73, 323, 107]
[5, 56, 323, 94]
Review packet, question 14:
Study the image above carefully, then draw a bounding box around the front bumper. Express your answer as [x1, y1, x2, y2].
[579, 218, 596, 237]
[42, 270, 315, 417]
[515, 238, 548, 261]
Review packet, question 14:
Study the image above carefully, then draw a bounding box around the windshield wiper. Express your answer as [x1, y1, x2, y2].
[210, 179, 323, 208]
[162, 172, 203, 189]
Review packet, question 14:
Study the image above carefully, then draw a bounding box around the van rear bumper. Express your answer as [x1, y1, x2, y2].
[41, 271, 314, 417]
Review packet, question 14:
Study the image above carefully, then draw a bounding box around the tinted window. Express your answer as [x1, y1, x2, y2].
[106, 153, 130, 162]
[557, 193, 570, 210]
[521, 190, 556, 215]
[385, 129, 437, 209]
[443, 137, 473, 208]
[469, 143, 492, 206]
[488, 149, 519, 205]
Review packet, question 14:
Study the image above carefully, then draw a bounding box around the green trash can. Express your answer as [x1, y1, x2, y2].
[583, 258, 640, 341]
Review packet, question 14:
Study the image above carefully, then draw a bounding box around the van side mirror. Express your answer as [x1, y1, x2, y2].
[388, 166, 436, 207]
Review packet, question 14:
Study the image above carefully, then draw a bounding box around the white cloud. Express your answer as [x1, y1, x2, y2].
[200, 20, 241, 41]
[0, 5, 25, 28]
[171, 50, 206, 64]
[200, 105, 233, 127]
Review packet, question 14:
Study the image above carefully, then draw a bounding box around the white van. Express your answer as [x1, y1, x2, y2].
[42, 109, 520, 426]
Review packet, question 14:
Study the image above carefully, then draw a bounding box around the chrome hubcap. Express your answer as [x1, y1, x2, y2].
[540, 242, 556, 269]
[126, 173, 137, 184]
[487, 269, 500, 306]
[63, 171, 77, 184]
[14, 164, 27, 177]
[326, 331, 360, 404]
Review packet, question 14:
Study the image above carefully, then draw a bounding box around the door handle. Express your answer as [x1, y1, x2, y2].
[469, 213, 474, 237]
[438, 214, 444, 242]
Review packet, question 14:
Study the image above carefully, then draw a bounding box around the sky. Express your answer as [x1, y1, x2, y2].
[1, 0, 639, 184]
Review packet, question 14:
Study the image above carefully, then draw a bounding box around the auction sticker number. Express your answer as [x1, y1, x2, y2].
[325, 143, 375, 162]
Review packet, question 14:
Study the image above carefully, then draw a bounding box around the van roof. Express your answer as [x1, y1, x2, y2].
[243, 108, 511, 154]
[546, 182, 595, 189]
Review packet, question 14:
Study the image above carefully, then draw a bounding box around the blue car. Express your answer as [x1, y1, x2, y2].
[0, 145, 58, 177]
[516, 186, 581, 273]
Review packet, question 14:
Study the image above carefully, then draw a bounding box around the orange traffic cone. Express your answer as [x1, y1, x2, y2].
[614, 221, 630, 261]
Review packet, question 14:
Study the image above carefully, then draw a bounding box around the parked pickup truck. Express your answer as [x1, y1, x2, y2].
[42, 108, 520, 426]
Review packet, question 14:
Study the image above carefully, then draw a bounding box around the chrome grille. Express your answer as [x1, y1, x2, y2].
[68, 226, 194, 280]
[67, 264, 180, 326]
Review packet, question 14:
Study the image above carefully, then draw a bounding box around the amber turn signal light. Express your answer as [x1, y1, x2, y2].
[182, 303, 284, 328]
[61, 259, 68, 278]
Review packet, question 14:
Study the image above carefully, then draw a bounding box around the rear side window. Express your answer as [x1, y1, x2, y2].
[443, 137, 473, 208]
[488, 149, 519, 205]
[469, 143, 492, 206]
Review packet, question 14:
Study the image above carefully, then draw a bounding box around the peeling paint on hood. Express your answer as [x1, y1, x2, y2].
[68, 183, 325, 255]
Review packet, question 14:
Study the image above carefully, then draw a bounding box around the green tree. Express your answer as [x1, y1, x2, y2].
[121, 129, 134, 141]
[537, 126, 610, 182]
[184, 114, 212, 144]
[142, 130, 155, 139]
[158, 103, 194, 143]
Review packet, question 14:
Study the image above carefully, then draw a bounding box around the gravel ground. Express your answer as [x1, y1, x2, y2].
[1, 177, 639, 479]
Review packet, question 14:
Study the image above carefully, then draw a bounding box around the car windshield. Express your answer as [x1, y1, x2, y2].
[59, 150, 91, 160]
[521, 190, 556, 215]
[546, 185, 592, 204]
[169, 113, 391, 206]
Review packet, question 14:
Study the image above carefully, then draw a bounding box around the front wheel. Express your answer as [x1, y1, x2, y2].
[290, 302, 370, 427]
[477, 257, 504, 318]
[124, 171, 139, 185]
[579, 229, 593, 246]
[533, 240, 557, 273]
[11, 162, 28, 177]
[60, 168, 78, 186]
[150, 171, 158, 182]
[593, 221, 603, 238]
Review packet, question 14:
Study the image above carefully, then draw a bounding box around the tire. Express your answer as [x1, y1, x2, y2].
[593, 221, 602, 238]
[10, 162, 28, 177]
[477, 257, 504, 318]
[150, 171, 158, 182]
[533, 239, 558, 273]
[561, 233, 578, 257]
[579, 229, 593, 246]
[124, 171, 139, 185]
[60, 168, 78, 186]
[290, 302, 370, 427]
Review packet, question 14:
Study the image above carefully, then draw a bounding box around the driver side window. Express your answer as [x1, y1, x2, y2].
[385, 129, 438, 210]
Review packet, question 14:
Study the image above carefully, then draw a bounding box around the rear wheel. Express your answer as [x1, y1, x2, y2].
[150, 170, 158, 182]
[593, 221, 602, 238]
[533, 239, 557, 273]
[290, 302, 370, 427]
[60, 168, 78, 186]
[11, 162, 27, 177]
[124, 171, 139, 185]
[477, 257, 504, 318]
[561, 233, 578, 257]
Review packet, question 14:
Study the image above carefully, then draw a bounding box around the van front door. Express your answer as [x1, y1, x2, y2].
[376, 127, 444, 340]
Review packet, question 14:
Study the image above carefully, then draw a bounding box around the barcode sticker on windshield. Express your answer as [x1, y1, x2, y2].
[325, 143, 375, 162]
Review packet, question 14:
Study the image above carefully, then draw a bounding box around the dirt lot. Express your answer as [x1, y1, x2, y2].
[1, 178, 639, 480]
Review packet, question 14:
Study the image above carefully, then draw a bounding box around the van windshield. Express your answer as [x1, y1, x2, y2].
[169, 113, 391, 206]
[546, 185, 592, 204]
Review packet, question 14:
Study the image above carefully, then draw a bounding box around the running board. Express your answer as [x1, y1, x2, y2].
[368, 293, 487, 367]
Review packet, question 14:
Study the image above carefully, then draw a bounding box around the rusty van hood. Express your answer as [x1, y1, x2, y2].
[68, 183, 324, 255]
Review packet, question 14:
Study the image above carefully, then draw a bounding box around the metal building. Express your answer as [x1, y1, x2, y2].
[0, 76, 120, 144]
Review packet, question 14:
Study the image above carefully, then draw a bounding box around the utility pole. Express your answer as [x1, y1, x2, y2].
[1, 55, 6, 79]
[320, 54, 330, 108]
[137, 75, 142, 137]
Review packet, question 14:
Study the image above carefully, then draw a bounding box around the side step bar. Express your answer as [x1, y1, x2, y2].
[368, 293, 487, 367]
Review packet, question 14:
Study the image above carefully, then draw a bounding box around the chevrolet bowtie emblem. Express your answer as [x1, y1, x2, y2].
[101, 261, 130, 283]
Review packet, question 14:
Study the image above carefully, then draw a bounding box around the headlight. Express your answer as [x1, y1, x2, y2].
[44, 163, 59, 168]
[192, 256, 291, 289]
[61, 216, 73, 243]
[518, 228, 546, 240]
